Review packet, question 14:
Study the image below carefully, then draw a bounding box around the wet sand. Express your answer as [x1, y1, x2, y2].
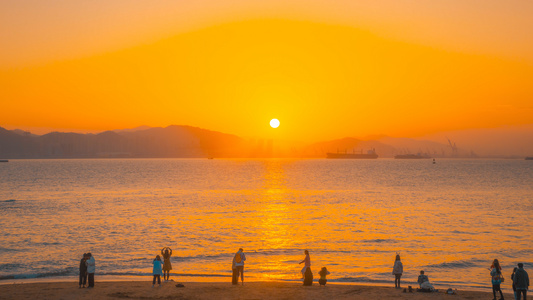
[0, 281, 509, 300]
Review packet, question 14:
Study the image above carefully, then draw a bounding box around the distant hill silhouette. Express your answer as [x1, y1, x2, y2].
[1, 125, 531, 158]
[0, 125, 245, 158]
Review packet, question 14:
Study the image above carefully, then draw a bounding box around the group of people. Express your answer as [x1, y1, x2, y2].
[230, 248, 329, 286]
[490, 259, 530, 300]
[392, 254, 436, 292]
[80, 248, 173, 289]
[392, 255, 530, 299]
[80, 249, 529, 297]
[152, 247, 173, 287]
[78, 253, 96, 288]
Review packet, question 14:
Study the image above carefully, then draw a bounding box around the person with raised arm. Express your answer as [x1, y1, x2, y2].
[161, 247, 173, 281]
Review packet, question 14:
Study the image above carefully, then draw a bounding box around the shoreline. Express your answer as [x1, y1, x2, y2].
[0, 275, 495, 292]
[0, 280, 512, 300]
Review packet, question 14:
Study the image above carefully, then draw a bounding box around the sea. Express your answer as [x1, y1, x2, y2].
[0, 158, 531, 292]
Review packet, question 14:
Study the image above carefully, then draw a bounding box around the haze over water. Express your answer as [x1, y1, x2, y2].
[0, 158, 531, 292]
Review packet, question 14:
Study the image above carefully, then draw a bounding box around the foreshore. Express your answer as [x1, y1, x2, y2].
[0, 280, 511, 300]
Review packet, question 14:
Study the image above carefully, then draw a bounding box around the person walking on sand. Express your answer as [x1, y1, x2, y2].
[232, 248, 246, 285]
[490, 259, 505, 300]
[299, 250, 311, 279]
[513, 263, 529, 300]
[79, 253, 88, 288]
[161, 247, 172, 281]
[392, 254, 403, 288]
[152, 255, 163, 287]
[86, 253, 96, 288]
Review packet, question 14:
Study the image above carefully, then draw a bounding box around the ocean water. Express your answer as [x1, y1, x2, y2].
[0, 158, 532, 291]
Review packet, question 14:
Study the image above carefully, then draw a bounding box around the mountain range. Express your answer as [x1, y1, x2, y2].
[0, 125, 531, 159]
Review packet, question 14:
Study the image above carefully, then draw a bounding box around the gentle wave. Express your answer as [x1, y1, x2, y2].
[0, 269, 71, 280]
[422, 260, 479, 269]
[358, 239, 397, 243]
[0, 270, 231, 281]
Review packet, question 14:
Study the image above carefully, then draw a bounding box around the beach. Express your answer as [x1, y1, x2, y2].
[0, 281, 511, 300]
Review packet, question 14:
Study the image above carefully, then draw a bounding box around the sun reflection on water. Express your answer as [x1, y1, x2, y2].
[0, 158, 531, 291]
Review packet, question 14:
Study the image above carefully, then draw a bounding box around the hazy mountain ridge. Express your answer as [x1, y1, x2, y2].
[0, 125, 531, 158]
[0, 125, 246, 158]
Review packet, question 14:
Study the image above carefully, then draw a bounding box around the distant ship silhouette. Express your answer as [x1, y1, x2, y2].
[394, 153, 431, 159]
[326, 149, 378, 159]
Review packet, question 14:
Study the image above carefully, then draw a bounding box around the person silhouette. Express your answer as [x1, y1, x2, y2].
[79, 253, 88, 288]
[152, 255, 163, 287]
[299, 250, 311, 279]
[489, 259, 504, 300]
[392, 254, 403, 288]
[86, 253, 96, 288]
[161, 247, 173, 281]
[514, 263, 529, 300]
[318, 267, 330, 286]
[232, 248, 246, 285]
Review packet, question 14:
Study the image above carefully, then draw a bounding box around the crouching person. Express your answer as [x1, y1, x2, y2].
[417, 270, 436, 292]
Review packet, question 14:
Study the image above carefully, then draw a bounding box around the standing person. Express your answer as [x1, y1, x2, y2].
[232, 248, 246, 285]
[490, 259, 505, 300]
[318, 267, 330, 286]
[79, 253, 88, 288]
[299, 250, 311, 279]
[161, 247, 172, 281]
[152, 255, 163, 287]
[514, 263, 529, 300]
[231, 256, 238, 285]
[511, 267, 518, 300]
[86, 253, 96, 288]
[392, 254, 403, 288]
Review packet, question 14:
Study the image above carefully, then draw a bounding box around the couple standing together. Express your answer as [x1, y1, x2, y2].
[79, 253, 96, 288]
[232, 248, 246, 285]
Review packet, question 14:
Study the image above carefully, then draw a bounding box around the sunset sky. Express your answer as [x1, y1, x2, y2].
[1, 0, 532, 142]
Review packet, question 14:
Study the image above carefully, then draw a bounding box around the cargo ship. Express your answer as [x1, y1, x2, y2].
[394, 153, 431, 159]
[326, 149, 378, 159]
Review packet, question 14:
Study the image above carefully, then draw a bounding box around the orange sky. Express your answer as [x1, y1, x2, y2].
[1, 1, 532, 142]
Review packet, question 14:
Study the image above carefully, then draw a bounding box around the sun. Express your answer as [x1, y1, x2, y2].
[270, 119, 280, 128]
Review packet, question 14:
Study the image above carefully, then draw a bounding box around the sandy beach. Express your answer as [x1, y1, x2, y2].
[0, 281, 511, 300]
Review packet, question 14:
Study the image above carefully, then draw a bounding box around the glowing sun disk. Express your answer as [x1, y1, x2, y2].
[270, 119, 280, 128]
